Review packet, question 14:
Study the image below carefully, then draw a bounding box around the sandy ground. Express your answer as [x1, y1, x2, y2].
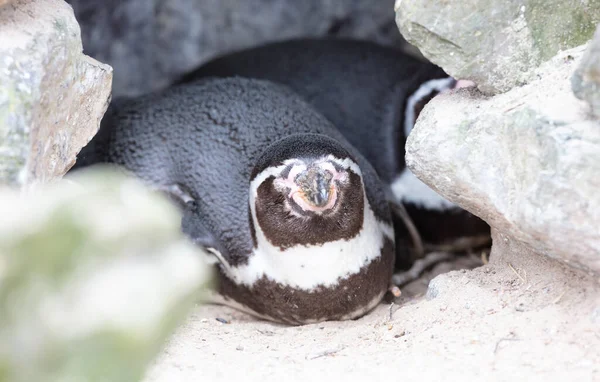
[143, 232, 600, 382]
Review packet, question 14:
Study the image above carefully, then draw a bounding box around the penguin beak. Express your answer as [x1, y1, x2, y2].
[311, 173, 331, 207]
[296, 168, 333, 208]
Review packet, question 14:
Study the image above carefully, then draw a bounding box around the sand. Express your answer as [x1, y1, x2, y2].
[143, 232, 600, 382]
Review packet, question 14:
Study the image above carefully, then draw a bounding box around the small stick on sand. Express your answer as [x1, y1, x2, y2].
[508, 262, 527, 284]
[494, 337, 521, 354]
[552, 290, 567, 304]
[306, 345, 345, 360]
[503, 102, 525, 113]
[392, 251, 454, 287]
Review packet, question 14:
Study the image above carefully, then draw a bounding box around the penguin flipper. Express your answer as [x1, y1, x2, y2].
[158, 183, 230, 267]
[181, 207, 226, 261]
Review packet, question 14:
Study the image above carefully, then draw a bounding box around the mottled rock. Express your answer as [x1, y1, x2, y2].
[0, 168, 212, 382]
[395, 0, 600, 94]
[425, 276, 446, 300]
[0, 0, 112, 189]
[66, 0, 411, 97]
[406, 45, 600, 274]
[572, 24, 600, 118]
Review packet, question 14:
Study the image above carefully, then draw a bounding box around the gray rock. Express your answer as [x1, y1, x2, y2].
[0, 168, 212, 382]
[406, 45, 600, 274]
[0, 0, 112, 190]
[572, 24, 600, 118]
[395, 0, 600, 95]
[66, 0, 411, 98]
[425, 276, 445, 300]
[592, 307, 600, 324]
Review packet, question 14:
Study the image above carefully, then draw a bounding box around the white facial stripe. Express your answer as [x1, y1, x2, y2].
[391, 168, 457, 211]
[325, 155, 363, 177]
[318, 162, 337, 174]
[404, 77, 456, 138]
[250, 163, 288, 204]
[318, 162, 348, 184]
[251, 158, 309, 190]
[287, 164, 306, 181]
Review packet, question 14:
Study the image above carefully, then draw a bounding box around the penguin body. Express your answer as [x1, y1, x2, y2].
[178, 38, 490, 264]
[73, 77, 395, 324]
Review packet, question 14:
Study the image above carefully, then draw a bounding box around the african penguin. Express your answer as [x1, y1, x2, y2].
[71, 77, 395, 325]
[177, 38, 490, 266]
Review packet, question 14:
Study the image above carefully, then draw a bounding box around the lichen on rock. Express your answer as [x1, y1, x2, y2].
[395, 0, 600, 94]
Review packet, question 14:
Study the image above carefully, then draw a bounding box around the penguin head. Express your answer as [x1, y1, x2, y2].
[249, 134, 365, 249]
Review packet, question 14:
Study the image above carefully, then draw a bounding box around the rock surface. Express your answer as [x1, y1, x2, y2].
[0, 0, 112, 189]
[572, 25, 600, 118]
[406, 45, 600, 274]
[66, 0, 413, 98]
[0, 168, 212, 382]
[395, 0, 600, 94]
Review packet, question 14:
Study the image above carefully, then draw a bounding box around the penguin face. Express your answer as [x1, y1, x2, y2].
[251, 154, 365, 250]
[277, 160, 342, 214]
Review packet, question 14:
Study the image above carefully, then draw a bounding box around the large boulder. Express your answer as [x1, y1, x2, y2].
[405, 45, 600, 274]
[0, 0, 112, 189]
[395, 0, 600, 95]
[66, 0, 412, 98]
[0, 169, 212, 382]
[572, 24, 600, 118]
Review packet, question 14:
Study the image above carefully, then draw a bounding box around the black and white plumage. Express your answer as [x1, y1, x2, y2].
[72, 77, 395, 324]
[178, 38, 490, 264]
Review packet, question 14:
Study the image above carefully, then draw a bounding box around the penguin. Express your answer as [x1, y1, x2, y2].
[177, 38, 490, 266]
[72, 77, 396, 325]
